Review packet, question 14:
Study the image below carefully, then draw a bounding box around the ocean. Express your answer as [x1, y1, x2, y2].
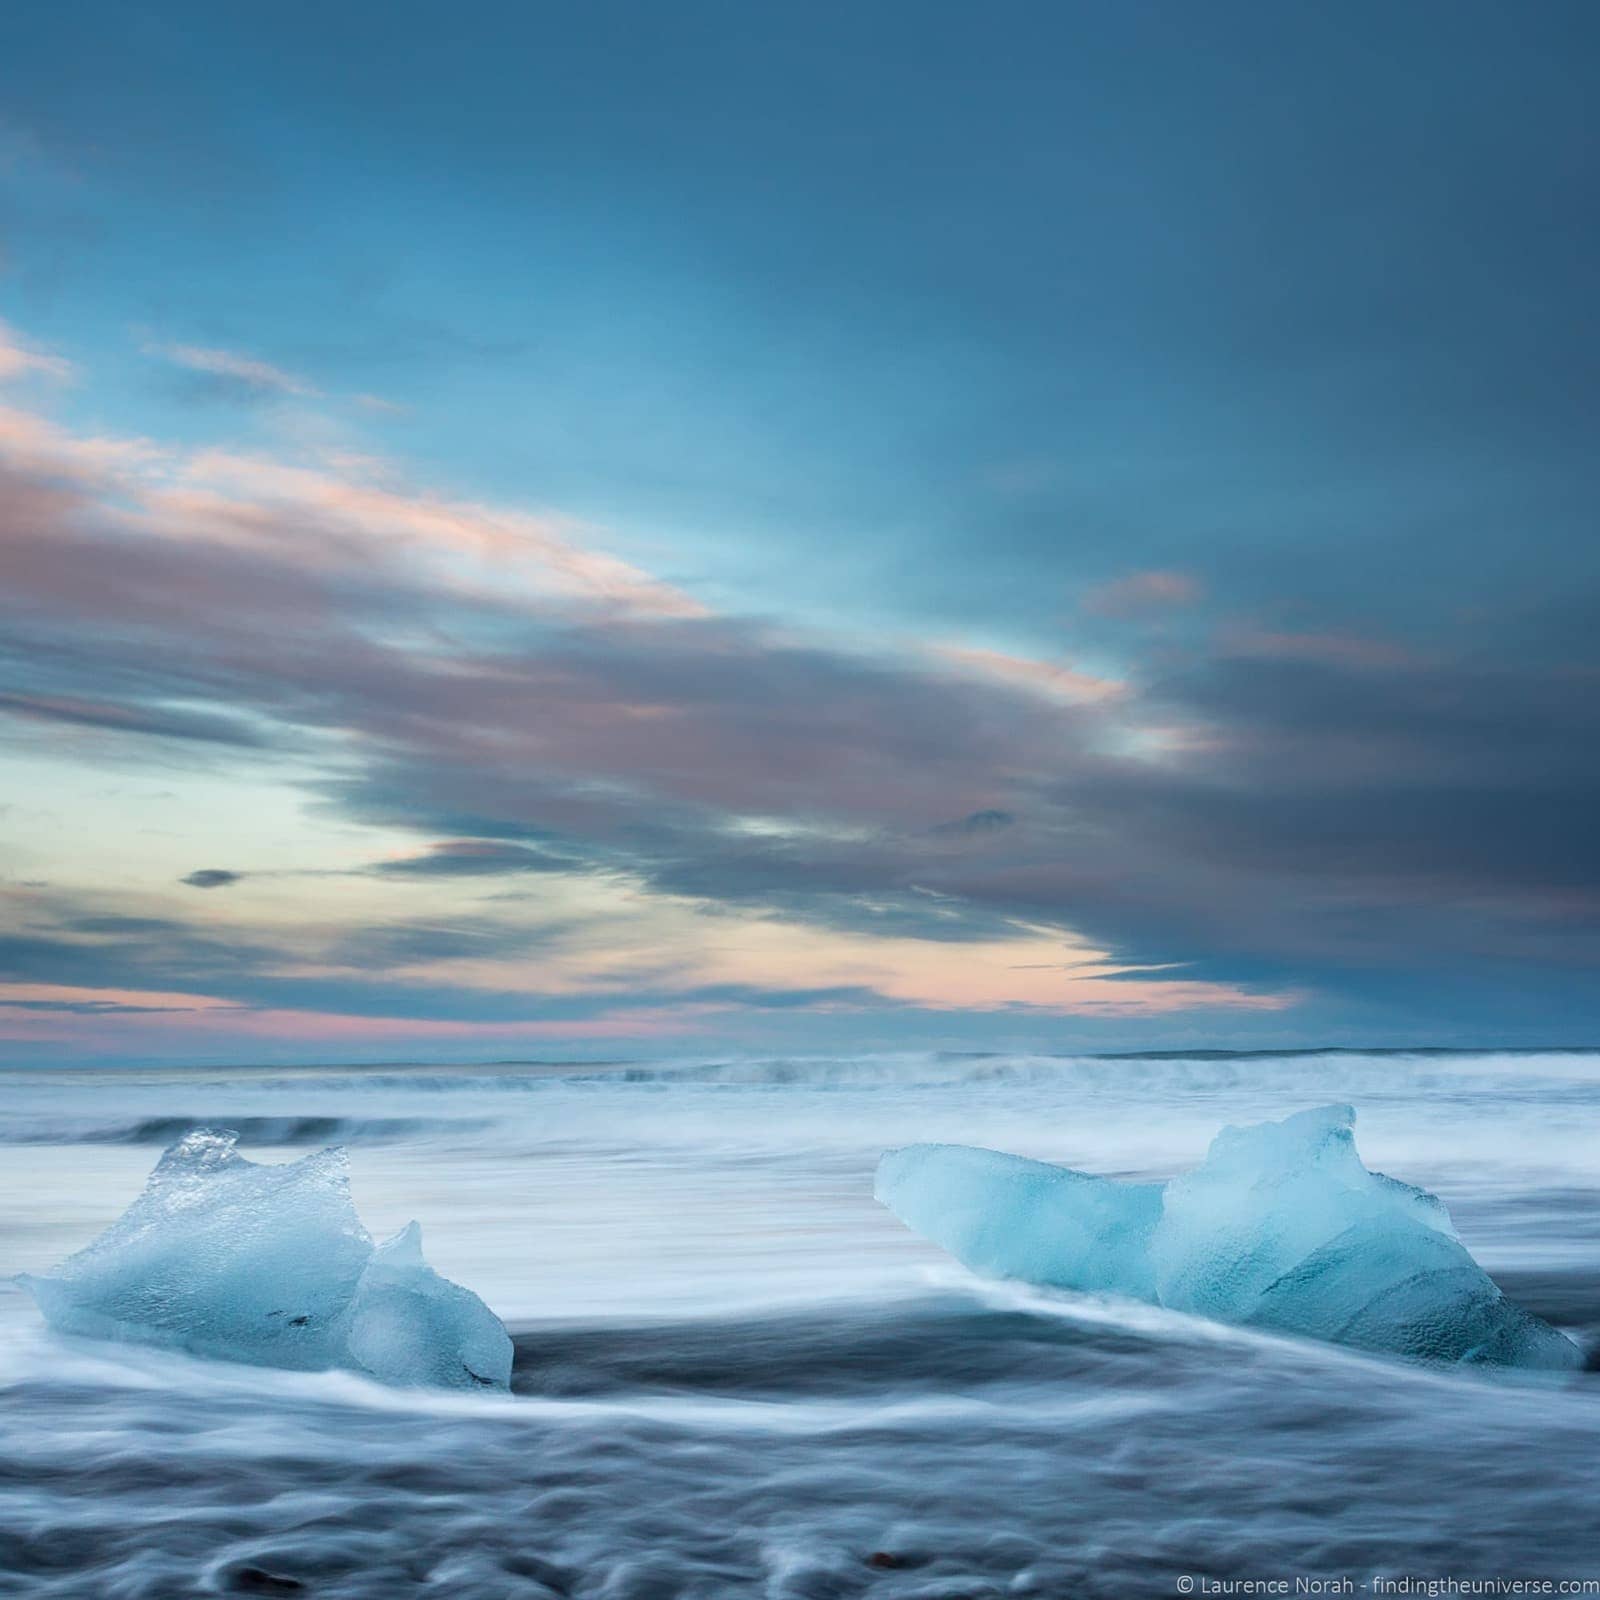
[3, 1050, 1599, 1598]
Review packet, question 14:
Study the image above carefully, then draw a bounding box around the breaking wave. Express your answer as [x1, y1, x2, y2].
[592, 1047, 1600, 1091]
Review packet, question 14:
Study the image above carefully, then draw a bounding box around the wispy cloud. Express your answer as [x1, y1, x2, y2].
[0, 394, 702, 622]
[931, 644, 1124, 704]
[1084, 569, 1203, 617]
[144, 338, 318, 399]
[369, 840, 574, 877]
[353, 393, 409, 417]
[0, 321, 72, 385]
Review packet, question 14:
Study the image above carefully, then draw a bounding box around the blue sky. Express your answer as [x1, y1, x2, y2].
[2, 1, 1599, 1062]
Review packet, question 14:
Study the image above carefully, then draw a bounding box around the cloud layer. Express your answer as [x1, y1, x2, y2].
[3, 312, 1599, 1060]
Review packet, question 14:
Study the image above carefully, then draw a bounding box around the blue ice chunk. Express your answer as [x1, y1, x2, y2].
[345, 1221, 512, 1390]
[20, 1129, 512, 1389]
[876, 1106, 1581, 1370]
[874, 1142, 1163, 1299]
[20, 1129, 368, 1371]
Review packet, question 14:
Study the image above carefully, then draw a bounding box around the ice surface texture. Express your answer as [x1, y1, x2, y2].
[20, 1129, 512, 1389]
[876, 1105, 1581, 1369]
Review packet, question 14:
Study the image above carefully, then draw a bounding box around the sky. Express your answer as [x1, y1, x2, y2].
[1, 1, 1598, 1064]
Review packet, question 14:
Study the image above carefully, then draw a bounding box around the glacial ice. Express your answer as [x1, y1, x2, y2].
[874, 1141, 1164, 1300]
[19, 1129, 512, 1390]
[876, 1105, 1582, 1370]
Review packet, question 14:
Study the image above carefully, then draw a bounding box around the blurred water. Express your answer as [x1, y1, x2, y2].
[2, 1050, 1599, 1597]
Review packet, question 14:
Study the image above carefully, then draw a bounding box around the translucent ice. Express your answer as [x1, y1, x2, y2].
[20, 1129, 512, 1389]
[876, 1106, 1581, 1370]
[344, 1220, 511, 1389]
[875, 1142, 1163, 1300]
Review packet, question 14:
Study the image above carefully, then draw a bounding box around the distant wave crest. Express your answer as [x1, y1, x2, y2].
[0, 1115, 491, 1146]
[573, 1048, 1600, 1091]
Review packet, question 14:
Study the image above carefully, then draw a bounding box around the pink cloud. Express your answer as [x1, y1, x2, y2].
[145, 339, 318, 398]
[158, 449, 705, 618]
[931, 643, 1125, 704]
[0, 322, 73, 385]
[353, 393, 409, 417]
[1085, 569, 1203, 617]
[0, 405, 159, 482]
[0, 400, 703, 622]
